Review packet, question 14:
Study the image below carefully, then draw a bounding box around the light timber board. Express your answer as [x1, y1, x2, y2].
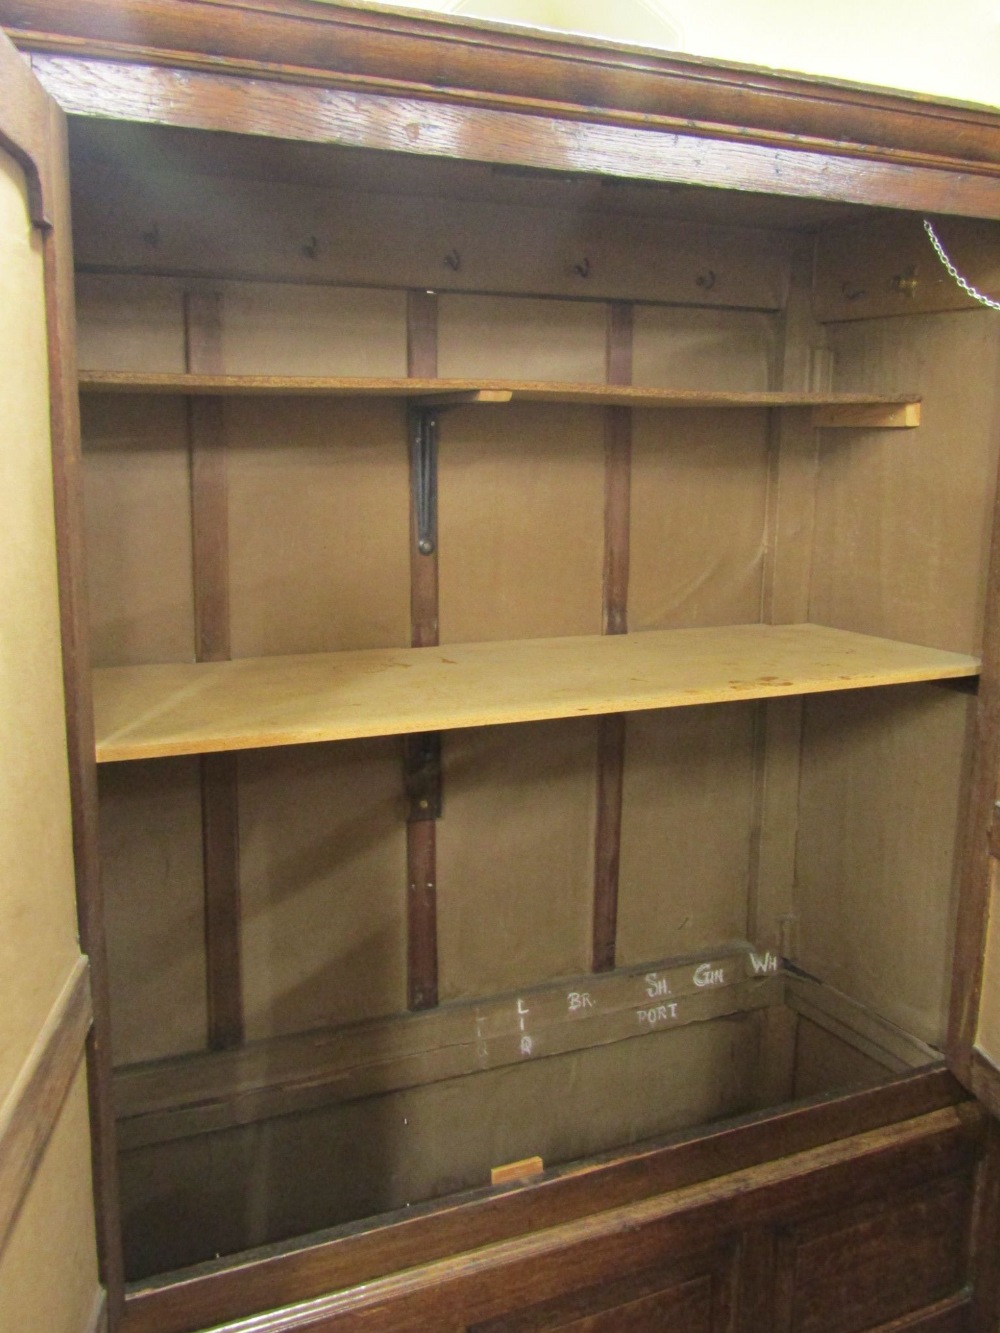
[78, 370, 920, 423]
[93, 624, 979, 763]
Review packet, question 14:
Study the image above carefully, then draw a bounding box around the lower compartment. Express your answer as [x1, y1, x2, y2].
[120, 1068, 991, 1333]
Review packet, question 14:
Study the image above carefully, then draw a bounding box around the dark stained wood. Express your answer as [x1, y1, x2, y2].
[969, 1049, 1000, 1121]
[27, 58, 1000, 220]
[947, 427, 1000, 1082]
[406, 292, 439, 650]
[735, 1229, 776, 1333]
[468, 1245, 736, 1331]
[200, 753, 243, 1050]
[602, 303, 632, 636]
[120, 1069, 969, 1333]
[406, 820, 438, 1012]
[591, 714, 625, 975]
[771, 1175, 971, 1332]
[5, 0, 1000, 175]
[184, 289, 243, 1054]
[591, 303, 632, 974]
[0, 959, 92, 1258]
[968, 1116, 1000, 1332]
[124, 1107, 980, 1332]
[406, 291, 440, 1013]
[34, 80, 126, 1318]
[185, 292, 231, 664]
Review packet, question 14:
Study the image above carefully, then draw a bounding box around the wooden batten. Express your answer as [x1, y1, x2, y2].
[184, 290, 244, 1053]
[592, 301, 633, 974]
[114, 946, 779, 1149]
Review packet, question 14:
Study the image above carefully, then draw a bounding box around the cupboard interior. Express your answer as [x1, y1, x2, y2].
[68, 117, 1000, 1282]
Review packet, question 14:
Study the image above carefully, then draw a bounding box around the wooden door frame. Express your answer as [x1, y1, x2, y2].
[0, 23, 123, 1325]
[4, 4, 1000, 1328]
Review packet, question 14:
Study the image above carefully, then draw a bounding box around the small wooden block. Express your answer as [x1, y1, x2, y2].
[811, 401, 921, 429]
[490, 1156, 544, 1186]
[410, 389, 513, 407]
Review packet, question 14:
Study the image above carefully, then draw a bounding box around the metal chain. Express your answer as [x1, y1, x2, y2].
[923, 219, 1000, 311]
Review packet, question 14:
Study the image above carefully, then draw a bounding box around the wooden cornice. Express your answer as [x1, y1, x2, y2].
[1, 0, 999, 178]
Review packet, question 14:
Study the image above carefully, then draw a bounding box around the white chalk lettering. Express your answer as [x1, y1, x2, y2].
[520, 1035, 534, 1056]
[517, 999, 530, 1016]
[568, 991, 595, 1013]
[645, 972, 671, 998]
[694, 963, 725, 988]
[749, 950, 779, 976]
[637, 1003, 679, 1026]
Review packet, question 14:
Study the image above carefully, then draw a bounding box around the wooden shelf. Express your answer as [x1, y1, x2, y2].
[78, 371, 921, 426]
[93, 624, 977, 763]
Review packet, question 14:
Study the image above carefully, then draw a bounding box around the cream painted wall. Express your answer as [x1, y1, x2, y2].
[338, 0, 1000, 108]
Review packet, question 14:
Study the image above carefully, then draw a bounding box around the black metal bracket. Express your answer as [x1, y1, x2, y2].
[404, 732, 442, 822]
[410, 406, 439, 556]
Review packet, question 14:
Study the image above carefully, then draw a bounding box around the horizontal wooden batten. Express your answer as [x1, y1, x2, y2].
[77, 370, 921, 421]
[785, 975, 941, 1074]
[93, 625, 978, 763]
[114, 947, 780, 1149]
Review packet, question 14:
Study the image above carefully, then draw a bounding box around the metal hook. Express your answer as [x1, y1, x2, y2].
[444, 250, 461, 272]
[302, 236, 320, 260]
[574, 257, 591, 279]
[695, 270, 716, 291]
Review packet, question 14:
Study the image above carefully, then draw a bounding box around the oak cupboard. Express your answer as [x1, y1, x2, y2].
[2, 3, 1000, 1330]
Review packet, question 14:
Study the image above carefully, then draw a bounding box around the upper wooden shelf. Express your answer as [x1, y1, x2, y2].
[78, 372, 921, 426]
[93, 624, 975, 763]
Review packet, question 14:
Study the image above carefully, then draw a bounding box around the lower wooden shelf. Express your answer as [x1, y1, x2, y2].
[92, 624, 979, 763]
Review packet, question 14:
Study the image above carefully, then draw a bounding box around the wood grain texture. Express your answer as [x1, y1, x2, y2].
[0, 958, 91, 1257]
[79, 370, 921, 414]
[969, 1116, 1000, 1332]
[771, 1174, 972, 1332]
[92, 625, 980, 762]
[126, 1108, 980, 1332]
[27, 56, 1000, 219]
[118, 1069, 966, 1333]
[10, 0, 1000, 176]
[114, 947, 777, 1151]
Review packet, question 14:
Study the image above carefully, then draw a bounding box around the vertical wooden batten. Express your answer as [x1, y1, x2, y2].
[406, 290, 440, 1010]
[184, 290, 244, 1051]
[592, 302, 633, 973]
